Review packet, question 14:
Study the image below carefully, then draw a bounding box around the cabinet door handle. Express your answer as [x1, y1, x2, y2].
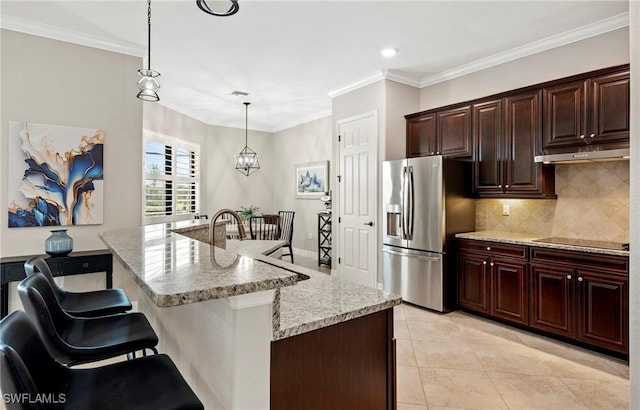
[577, 277, 583, 282]
[566, 274, 572, 280]
[498, 185, 502, 189]
[589, 133, 595, 138]
[486, 246, 491, 251]
[489, 262, 494, 267]
[505, 184, 510, 188]
[579, 134, 585, 139]
[482, 261, 487, 265]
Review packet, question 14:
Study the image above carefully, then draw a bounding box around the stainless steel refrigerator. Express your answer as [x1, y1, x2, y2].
[381, 156, 475, 312]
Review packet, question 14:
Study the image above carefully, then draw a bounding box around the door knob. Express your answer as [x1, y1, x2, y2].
[364, 221, 374, 226]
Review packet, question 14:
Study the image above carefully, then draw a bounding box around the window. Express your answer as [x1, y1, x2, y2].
[143, 131, 200, 224]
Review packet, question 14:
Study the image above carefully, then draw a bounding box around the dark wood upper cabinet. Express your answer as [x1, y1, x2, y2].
[437, 105, 472, 157]
[406, 113, 436, 157]
[589, 71, 630, 144]
[542, 80, 587, 149]
[543, 68, 630, 151]
[473, 99, 503, 196]
[473, 91, 555, 198]
[405, 64, 627, 199]
[405, 105, 472, 158]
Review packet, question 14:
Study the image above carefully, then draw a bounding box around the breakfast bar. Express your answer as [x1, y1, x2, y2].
[100, 221, 400, 409]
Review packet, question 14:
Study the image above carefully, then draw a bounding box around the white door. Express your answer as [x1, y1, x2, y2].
[337, 112, 377, 288]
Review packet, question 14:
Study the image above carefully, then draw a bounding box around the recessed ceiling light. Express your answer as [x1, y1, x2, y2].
[380, 48, 398, 58]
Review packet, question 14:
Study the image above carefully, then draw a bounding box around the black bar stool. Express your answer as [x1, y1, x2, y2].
[24, 256, 132, 318]
[18, 272, 158, 366]
[0, 311, 203, 410]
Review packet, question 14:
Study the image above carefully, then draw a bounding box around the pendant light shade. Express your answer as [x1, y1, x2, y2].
[137, 0, 160, 102]
[235, 102, 260, 176]
[196, 0, 239, 17]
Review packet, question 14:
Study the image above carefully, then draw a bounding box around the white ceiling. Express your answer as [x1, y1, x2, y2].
[0, 1, 629, 132]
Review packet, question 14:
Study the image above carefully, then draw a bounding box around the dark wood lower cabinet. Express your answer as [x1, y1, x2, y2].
[530, 248, 628, 355]
[459, 240, 629, 356]
[491, 259, 528, 326]
[458, 252, 490, 314]
[458, 240, 528, 325]
[529, 263, 574, 338]
[271, 309, 395, 410]
[575, 268, 628, 353]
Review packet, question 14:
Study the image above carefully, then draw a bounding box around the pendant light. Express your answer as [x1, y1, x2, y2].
[196, 0, 239, 17]
[137, 0, 160, 102]
[235, 102, 260, 176]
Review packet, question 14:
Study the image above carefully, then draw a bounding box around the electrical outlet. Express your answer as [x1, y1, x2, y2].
[502, 204, 510, 216]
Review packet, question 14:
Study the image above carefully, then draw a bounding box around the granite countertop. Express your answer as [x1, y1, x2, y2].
[455, 231, 629, 257]
[100, 221, 401, 340]
[99, 221, 297, 307]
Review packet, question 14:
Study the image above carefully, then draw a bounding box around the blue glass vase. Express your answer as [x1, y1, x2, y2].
[45, 229, 73, 256]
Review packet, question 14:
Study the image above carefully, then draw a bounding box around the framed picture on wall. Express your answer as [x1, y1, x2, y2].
[7, 121, 104, 228]
[295, 161, 329, 199]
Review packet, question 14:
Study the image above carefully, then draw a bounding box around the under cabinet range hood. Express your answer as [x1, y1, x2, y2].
[534, 148, 630, 164]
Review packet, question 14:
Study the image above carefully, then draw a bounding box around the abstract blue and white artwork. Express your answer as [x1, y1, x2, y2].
[8, 121, 104, 227]
[295, 161, 328, 199]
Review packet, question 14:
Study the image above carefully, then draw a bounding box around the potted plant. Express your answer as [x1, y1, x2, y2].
[238, 205, 260, 222]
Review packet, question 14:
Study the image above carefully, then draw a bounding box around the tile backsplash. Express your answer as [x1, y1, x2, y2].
[476, 161, 629, 243]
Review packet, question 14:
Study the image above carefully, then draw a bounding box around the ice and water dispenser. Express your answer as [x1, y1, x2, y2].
[385, 204, 402, 238]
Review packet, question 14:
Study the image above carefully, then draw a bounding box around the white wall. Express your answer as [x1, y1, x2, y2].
[272, 116, 332, 253]
[204, 124, 275, 216]
[0, 29, 143, 307]
[384, 80, 419, 161]
[420, 28, 629, 110]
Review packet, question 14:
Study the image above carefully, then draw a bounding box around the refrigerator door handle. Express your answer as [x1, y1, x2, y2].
[402, 166, 408, 240]
[407, 165, 415, 240]
[382, 247, 441, 262]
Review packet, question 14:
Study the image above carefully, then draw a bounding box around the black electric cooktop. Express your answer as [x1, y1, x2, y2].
[533, 237, 629, 251]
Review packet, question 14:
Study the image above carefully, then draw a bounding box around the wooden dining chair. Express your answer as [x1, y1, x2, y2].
[278, 211, 295, 262]
[249, 215, 280, 240]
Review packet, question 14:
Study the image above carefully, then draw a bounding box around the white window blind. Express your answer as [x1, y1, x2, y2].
[143, 132, 200, 224]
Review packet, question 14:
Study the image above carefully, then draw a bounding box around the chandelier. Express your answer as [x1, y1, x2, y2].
[196, 0, 239, 17]
[235, 102, 260, 176]
[137, 0, 160, 101]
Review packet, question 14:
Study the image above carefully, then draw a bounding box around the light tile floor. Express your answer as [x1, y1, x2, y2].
[290, 251, 331, 274]
[394, 303, 630, 410]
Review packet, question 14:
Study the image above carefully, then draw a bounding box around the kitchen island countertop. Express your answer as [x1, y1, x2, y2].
[100, 221, 401, 340]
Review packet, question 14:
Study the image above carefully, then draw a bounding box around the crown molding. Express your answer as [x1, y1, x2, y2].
[381, 70, 421, 88]
[328, 68, 423, 99]
[328, 71, 385, 98]
[419, 12, 629, 87]
[0, 15, 145, 57]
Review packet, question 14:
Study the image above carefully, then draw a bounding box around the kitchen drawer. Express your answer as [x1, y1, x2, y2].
[459, 239, 528, 260]
[58, 256, 111, 276]
[530, 247, 628, 274]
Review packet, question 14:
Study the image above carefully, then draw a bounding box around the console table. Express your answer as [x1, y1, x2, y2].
[0, 250, 113, 319]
